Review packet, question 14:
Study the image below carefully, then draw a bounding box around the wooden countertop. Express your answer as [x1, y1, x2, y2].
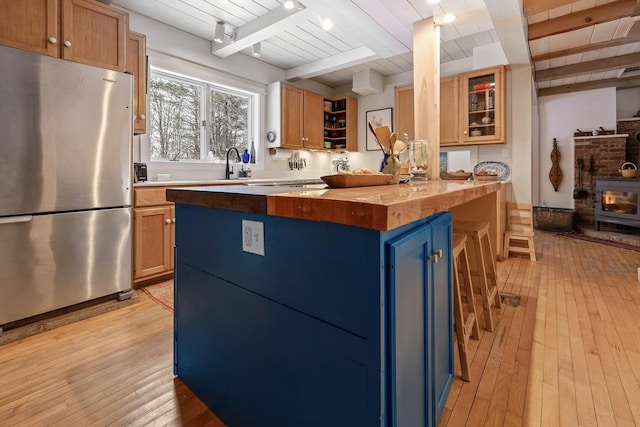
[166, 180, 502, 231]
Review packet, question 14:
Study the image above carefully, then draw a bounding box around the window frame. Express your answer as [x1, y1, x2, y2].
[148, 66, 260, 164]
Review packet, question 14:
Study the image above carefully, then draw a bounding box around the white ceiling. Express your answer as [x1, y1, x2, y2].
[113, 0, 527, 88]
[112, 0, 640, 95]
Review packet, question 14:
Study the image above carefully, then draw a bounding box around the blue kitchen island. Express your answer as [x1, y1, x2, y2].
[166, 180, 501, 427]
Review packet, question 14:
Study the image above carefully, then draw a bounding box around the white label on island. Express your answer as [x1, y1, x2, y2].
[242, 220, 265, 256]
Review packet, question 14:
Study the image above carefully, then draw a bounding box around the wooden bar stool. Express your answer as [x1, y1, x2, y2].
[452, 232, 480, 381]
[454, 220, 502, 332]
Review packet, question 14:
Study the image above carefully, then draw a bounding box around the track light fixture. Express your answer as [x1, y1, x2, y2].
[214, 21, 225, 43]
[252, 42, 261, 57]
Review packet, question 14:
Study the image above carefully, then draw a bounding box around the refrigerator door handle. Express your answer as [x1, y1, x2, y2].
[0, 215, 33, 225]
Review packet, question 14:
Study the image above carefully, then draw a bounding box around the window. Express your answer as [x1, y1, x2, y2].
[148, 68, 256, 162]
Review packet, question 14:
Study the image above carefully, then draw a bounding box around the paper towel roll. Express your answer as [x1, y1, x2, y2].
[270, 148, 294, 160]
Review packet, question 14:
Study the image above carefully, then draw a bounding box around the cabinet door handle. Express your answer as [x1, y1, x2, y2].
[172, 218, 176, 223]
[48, 37, 57, 44]
[140, 114, 145, 120]
[64, 40, 71, 47]
[463, 130, 468, 135]
[430, 249, 443, 263]
[165, 219, 172, 224]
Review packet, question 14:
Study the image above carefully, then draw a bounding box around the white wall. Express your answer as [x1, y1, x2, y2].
[617, 87, 640, 119]
[127, 10, 343, 181]
[537, 87, 617, 208]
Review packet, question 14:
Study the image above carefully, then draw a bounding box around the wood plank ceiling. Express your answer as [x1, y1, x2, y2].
[113, 0, 640, 96]
[113, 0, 513, 88]
[528, 0, 640, 96]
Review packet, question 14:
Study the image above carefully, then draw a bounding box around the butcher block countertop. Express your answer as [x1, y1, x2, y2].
[166, 180, 502, 231]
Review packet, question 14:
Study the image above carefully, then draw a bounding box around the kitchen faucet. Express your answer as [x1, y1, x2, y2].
[225, 147, 241, 179]
[224, 147, 240, 179]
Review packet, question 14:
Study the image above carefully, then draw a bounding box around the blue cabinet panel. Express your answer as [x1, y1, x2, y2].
[430, 213, 454, 421]
[385, 211, 453, 427]
[386, 226, 430, 427]
[175, 204, 383, 340]
[176, 264, 376, 427]
[174, 204, 453, 426]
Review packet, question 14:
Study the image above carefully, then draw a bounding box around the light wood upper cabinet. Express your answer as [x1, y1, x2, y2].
[127, 31, 147, 135]
[0, 0, 128, 72]
[0, 0, 59, 57]
[394, 66, 505, 147]
[440, 75, 459, 145]
[461, 66, 505, 144]
[394, 84, 415, 142]
[281, 84, 324, 149]
[271, 82, 358, 152]
[323, 96, 358, 151]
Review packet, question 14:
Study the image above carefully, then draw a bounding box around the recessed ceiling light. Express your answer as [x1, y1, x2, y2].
[428, 0, 439, 4]
[284, 0, 295, 9]
[320, 17, 333, 31]
[442, 14, 456, 24]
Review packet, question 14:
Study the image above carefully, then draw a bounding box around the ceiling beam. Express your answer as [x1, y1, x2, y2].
[211, 5, 313, 58]
[538, 75, 640, 96]
[484, 0, 531, 64]
[536, 52, 640, 81]
[532, 31, 640, 62]
[528, 0, 637, 41]
[523, 0, 576, 17]
[284, 46, 378, 80]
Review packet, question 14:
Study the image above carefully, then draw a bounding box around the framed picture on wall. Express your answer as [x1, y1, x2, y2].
[366, 108, 393, 151]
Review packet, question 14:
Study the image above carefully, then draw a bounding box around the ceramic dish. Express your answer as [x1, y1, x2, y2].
[321, 173, 392, 188]
[473, 161, 510, 180]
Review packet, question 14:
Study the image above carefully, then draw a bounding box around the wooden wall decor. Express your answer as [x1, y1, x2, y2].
[549, 138, 562, 191]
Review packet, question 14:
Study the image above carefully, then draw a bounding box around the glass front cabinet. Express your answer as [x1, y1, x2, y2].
[461, 66, 505, 145]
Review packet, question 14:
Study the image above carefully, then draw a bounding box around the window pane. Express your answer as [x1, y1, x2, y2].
[208, 90, 249, 161]
[149, 75, 201, 160]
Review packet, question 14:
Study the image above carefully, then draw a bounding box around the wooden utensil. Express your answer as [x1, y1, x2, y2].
[389, 132, 396, 155]
[367, 121, 387, 154]
[374, 125, 391, 151]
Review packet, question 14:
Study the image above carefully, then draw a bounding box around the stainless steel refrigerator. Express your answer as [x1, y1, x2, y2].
[0, 45, 133, 327]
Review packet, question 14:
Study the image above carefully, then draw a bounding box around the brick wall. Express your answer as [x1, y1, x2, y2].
[573, 135, 627, 225]
[616, 119, 640, 165]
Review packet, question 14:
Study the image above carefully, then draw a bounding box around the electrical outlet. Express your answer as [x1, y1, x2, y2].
[242, 220, 265, 256]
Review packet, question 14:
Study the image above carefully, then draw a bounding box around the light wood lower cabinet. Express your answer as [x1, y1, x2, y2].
[133, 187, 175, 287]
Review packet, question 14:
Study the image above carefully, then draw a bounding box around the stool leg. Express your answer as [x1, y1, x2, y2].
[453, 248, 479, 382]
[460, 246, 480, 340]
[528, 236, 537, 261]
[469, 232, 495, 332]
[481, 233, 502, 311]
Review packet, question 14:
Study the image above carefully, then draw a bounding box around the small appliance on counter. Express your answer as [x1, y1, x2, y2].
[134, 162, 147, 182]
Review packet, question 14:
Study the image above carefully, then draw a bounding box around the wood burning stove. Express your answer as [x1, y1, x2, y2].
[595, 177, 640, 230]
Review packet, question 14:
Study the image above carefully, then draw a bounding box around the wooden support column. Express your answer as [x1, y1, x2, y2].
[413, 17, 440, 180]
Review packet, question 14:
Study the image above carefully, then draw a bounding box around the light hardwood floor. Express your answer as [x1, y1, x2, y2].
[1, 231, 640, 426]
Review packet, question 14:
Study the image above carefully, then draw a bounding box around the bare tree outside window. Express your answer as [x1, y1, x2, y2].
[148, 69, 254, 162]
[149, 76, 200, 160]
[209, 91, 249, 160]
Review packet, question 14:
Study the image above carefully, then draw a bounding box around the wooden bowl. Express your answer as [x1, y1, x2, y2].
[440, 171, 472, 180]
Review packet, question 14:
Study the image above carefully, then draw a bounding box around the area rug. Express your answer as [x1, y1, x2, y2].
[142, 280, 174, 312]
[557, 230, 640, 252]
